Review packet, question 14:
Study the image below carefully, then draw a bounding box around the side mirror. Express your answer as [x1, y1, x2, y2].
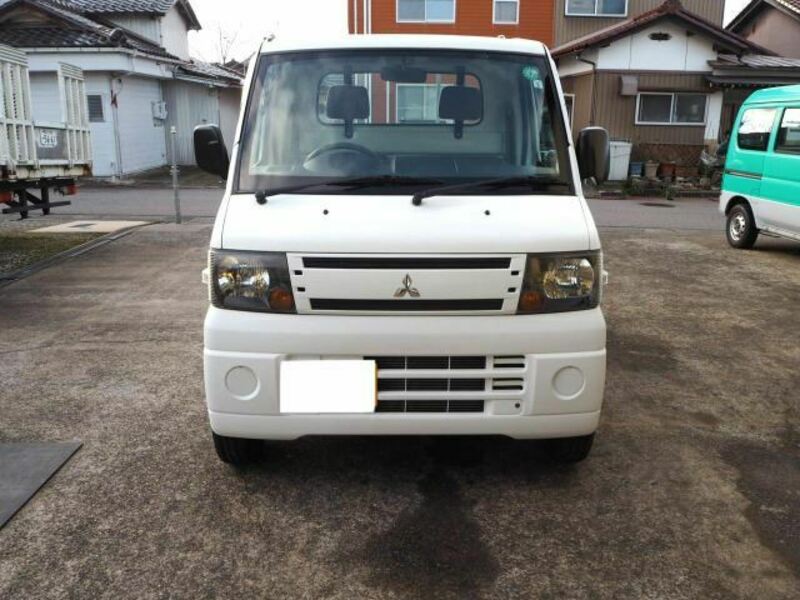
[576, 127, 610, 185]
[194, 125, 230, 179]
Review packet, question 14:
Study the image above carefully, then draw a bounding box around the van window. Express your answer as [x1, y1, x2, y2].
[737, 108, 776, 151]
[236, 50, 572, 195]
[775, 108, 800, 154]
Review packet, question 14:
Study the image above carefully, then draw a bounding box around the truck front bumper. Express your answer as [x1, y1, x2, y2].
[204, 307, 607, 440]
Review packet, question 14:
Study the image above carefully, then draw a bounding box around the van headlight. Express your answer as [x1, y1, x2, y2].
[209, 250, 296, 313]
[517, 252, 602, 314]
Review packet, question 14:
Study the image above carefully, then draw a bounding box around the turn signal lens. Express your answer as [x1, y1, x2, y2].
[518, 291, 545, 313]
[268, 286, 295, 312]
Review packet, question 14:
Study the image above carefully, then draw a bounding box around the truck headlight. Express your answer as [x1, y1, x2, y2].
[517, 252, 602, 314]
[209, 250, 296, 313]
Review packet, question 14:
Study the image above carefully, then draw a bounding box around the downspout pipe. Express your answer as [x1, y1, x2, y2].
[576, 51, 597, 126]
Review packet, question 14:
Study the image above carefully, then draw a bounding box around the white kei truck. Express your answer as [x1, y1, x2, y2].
[194, 35, 610, 466]
[1, 44, 91, 219]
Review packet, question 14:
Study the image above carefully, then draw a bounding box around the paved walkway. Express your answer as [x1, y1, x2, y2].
[31, 187, 726, 231]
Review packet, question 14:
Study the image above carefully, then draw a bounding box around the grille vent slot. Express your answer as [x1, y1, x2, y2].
[303, 257, 512, 270]
[492, 378, 524, 391]
[368, 356, 487, 370]
[494, 356, 526, 369]
[377, 378, 486, 392]
[376, 400, 485, 413]
[310, 299, 503, 312]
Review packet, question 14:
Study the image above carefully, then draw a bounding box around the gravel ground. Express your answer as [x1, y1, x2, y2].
[0, 224, 798, 599]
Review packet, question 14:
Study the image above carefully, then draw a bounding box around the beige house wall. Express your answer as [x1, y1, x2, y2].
[734, 5, 800, 58]
[554, 0, 725, 45]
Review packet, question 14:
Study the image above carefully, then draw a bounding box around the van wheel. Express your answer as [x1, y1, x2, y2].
[544, 434, 595, 463]
[212, 432, 263, 465]
[727, 204, 759, 249]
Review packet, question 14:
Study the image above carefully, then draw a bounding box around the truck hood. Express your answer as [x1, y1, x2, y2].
[220, 193, 593, 253]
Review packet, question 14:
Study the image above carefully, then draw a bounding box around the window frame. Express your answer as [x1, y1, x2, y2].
[565, 0, 628, 18]
[635, 92, 708, 127]
[87, 94, 105, 123]
[736, 107, 777, 152]
[493, 0, 520, 25]
[396, 0, 456, 24]
[774, 107, 800, 155]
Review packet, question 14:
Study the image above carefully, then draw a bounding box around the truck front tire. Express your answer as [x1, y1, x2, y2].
[212, 432, 263, 465]
[544, 433, 595, 463]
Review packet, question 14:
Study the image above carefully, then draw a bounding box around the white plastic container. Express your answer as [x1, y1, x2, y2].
[608, 140, 632, 181]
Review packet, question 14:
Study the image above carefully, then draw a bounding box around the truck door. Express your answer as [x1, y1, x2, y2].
[761, 108, 800, 231]
[725, 107, 777, 225]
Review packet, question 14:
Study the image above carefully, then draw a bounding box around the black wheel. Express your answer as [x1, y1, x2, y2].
[212, 432, 263, 465]
[544, 434, 595, 463]
[726, 203, 759, 249]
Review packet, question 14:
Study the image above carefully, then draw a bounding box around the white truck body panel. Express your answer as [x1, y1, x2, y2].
[204, 35, 607, 444]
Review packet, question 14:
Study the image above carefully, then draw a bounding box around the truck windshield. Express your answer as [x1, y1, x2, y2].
[237, 49, 573, 195]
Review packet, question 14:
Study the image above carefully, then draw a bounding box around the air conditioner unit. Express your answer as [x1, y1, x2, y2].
[620, 75, 639, 97]
[151, 101, 168, 120]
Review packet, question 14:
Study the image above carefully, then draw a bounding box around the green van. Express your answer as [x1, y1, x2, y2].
[721, 84, 800, 248]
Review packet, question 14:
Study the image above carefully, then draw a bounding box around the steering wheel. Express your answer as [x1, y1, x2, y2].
[303, 142, 383, 175]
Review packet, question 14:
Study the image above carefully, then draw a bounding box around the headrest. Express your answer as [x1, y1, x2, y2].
[326, 85, 370, 121]
[439, 86, 482, 122]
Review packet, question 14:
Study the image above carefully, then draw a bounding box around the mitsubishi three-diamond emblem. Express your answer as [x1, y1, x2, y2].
[394, 274, 421, 298]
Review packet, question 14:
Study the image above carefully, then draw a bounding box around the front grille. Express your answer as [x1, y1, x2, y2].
[309, 299, 504, 312]
[368, 355, 528, 416]
[290, 252, 525, 315]
[302, 257, 512, 270]
[376, 400, 485, 413]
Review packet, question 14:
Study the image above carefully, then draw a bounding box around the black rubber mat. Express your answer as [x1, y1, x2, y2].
[0, 442, 82, 528]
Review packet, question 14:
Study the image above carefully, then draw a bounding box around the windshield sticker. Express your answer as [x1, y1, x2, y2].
[522, 66, 541, 82]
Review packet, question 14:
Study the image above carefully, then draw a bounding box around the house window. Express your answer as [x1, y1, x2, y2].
[564, 93, 575, 127]
[775, 108, 800, 154]
[494, 0, 519, 24]
[397, 0, 456, 23]
[737, 108, 776, 151]
[566, 0, 627, 17]
[87, 94, 104, 122]
[397, 84, 444, 123]
[636, 93, 707, 126]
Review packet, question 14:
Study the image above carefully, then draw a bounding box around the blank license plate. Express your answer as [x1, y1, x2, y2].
[280, 360, 377, 414]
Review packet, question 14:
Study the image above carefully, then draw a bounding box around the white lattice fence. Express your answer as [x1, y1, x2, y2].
[59, 63, 91, 166]
[0, 44, 36, 170]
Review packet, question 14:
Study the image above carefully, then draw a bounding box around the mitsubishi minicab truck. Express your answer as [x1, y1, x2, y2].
[194, 35, 610, 466]
[721, 85, 800, 249]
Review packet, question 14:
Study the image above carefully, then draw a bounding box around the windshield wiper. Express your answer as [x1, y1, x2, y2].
[254, 175, 444, 204]
[411, 176, 571, 206]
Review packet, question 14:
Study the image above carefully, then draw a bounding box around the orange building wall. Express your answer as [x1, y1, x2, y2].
[349, 0, 555, 47]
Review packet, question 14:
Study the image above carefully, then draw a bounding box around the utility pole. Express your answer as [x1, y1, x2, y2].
[170, 126, 182, 224]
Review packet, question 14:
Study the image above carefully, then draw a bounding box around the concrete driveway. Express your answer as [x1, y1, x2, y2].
[62, 186, 724, 230]
[0, 223, 798, 598]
